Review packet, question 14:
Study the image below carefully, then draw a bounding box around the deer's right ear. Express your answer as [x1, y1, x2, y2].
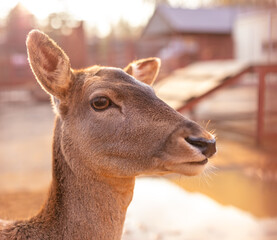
[124, 58, 161, 86]
[26, 30, 72, 100]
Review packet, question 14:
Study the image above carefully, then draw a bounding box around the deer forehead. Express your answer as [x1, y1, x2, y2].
[79, 67, 156, 101]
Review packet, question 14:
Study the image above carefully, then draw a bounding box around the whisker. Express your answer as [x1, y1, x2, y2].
[205, 120, 211, 130]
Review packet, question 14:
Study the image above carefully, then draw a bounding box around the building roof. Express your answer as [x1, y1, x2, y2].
[143, 5, 243, 37]
[154, 60, 250, 110]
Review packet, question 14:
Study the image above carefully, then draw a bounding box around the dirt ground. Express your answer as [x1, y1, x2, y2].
[0, 86, 277, 239]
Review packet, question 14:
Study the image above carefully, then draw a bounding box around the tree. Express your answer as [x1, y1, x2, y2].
[42, 12, 79, 36]
[5, 3, 36, 52]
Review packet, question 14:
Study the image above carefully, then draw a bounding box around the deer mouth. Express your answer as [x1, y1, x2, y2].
[186, 158, 208, 165]
[159, 157, 209, 176]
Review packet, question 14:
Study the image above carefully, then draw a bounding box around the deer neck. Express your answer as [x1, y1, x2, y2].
[36, 117, 135, 240]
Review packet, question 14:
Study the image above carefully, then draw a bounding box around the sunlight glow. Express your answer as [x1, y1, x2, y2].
[20, 0, 64, 19]
[0, 0, 203, 37]
[16, 0, 155, 37]
[16, 0, 154, 36]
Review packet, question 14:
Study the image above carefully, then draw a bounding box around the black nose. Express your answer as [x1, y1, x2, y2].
[185, 137, 216, 158]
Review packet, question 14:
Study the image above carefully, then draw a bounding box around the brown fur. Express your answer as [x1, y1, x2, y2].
[0, 30, 216, 240]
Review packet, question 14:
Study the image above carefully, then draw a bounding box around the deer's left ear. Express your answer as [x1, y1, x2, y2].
[26, 30, 72, 101]
[124, 57, 161, 86]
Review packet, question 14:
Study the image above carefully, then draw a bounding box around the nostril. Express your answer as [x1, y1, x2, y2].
[185, 138, 207, 148]
[185, 137, 216, 158]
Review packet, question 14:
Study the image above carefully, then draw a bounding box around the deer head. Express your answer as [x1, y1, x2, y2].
[26, 30, 216, 181]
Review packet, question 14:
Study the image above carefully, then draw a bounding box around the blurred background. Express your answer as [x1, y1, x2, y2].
[0, 0, 277, 239]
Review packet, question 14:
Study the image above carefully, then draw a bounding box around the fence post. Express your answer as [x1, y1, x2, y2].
[257, 67, 266, 146]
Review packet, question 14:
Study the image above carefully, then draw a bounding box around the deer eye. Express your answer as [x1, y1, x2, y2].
[91, 96, 111, 111]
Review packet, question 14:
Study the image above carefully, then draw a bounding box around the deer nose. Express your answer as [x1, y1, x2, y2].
[185, 137, 216, 158]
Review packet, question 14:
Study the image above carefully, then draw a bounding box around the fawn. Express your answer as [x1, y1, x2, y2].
[0, 30, 216, 240]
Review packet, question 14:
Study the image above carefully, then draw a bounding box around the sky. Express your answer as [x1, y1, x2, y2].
[0, 0, 206, 37]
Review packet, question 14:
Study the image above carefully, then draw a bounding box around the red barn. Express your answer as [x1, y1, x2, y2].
[140, 5, 246, 73]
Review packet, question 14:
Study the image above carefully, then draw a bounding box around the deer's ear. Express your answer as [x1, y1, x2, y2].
[124, 58, 161, 85]
[26, 30, 72, 100]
